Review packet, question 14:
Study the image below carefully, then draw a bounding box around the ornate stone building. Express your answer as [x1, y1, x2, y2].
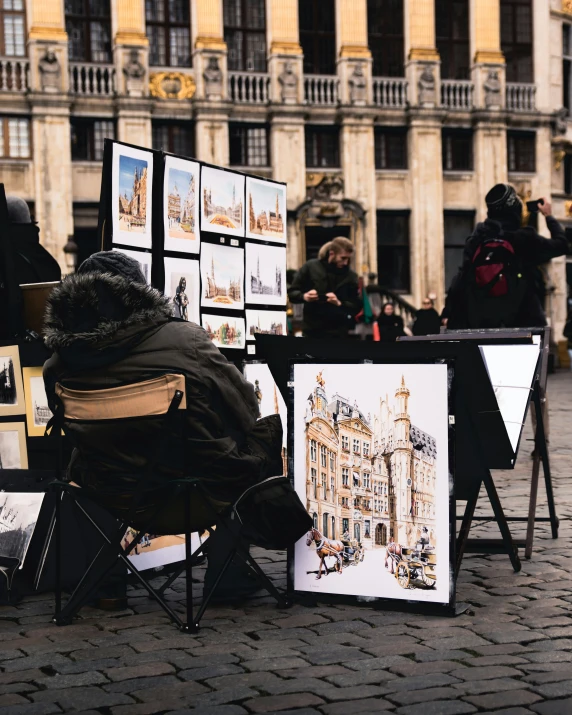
[2, 0, 571, 336]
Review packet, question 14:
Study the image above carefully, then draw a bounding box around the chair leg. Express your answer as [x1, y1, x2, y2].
[235, 547, 291, 609]
[192, 548, 237, 630]
[185, 483, 195, 632]
[53, 489, 62, 620]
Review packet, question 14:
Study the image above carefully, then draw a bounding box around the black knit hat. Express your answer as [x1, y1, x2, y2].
[77, 251, 146, 284]
[485, 184, 520, 215]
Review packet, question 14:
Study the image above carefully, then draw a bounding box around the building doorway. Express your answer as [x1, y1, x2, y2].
[323, 512, 329, 538]
[304, 225, 351, 261]
[354, 523, 361, 542]
[375, 523, 387, 546]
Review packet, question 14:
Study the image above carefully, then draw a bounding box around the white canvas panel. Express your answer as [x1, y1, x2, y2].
[164, 257, 200, 324]
[163, 156, 200, 254]
[293, 363, 451, 604]
[245, 243, 287, 306]
[479, 344, 540, 453]
[0, 493, 45, 566]
[200, 167, 245, 237]
[200, 243, 244, 311]
[112, 144, 153, 249]
[127, 531, 206, 572]
[245, 309, 287, 341]
[246, 177, 287, 243]
[243, 362, 287, 448]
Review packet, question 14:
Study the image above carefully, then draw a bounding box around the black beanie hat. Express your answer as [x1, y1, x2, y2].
[485, 183, 520, 216]
[77, 251, 146, 284]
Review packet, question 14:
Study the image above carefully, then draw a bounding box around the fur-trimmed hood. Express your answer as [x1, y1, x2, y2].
[44, 272, 172, 369]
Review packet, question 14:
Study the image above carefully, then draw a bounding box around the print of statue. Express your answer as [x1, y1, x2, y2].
[174, 277, 189, 321]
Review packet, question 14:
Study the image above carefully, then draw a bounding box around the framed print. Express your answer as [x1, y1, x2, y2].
[0, 493, 44, 566]
[200, 166, 245, 237]
[245, 243, 287, 306]
[246, 309, 287, 341]
[164, 256, 200, 324]
[163, 155, 200, 254]
[200, 243, 244, 311]
[23, 367, 52, 437]
[202, 314, 246, 350]
[113, 248, 152, 284]
[290, 361, 454, 610]
[0, 346, 25, 416]
[246, 177, 287, 243]
[112, 143, 153, 249]
[0, 422, 28, 469]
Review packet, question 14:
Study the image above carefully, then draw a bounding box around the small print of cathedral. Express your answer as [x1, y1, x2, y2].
[304, 372, 437, 551]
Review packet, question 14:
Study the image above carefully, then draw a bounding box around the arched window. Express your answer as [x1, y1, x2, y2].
[313, 512, 318, 529]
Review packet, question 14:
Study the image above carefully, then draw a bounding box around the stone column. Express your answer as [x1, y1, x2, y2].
[473, 119, 507, 222]
[267, 0, 305, 268]
[192, 0, 229, 165]
[336, 0, 372, 105]
[405, 1, 445, 306]
[27, 0, 73, 272]
[533, 0, 551, 112]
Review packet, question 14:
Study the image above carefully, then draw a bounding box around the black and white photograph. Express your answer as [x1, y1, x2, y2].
[163, 155, 200, 254]
[0, 346, 25, 416]
[200, 243, 244, 311]
[245, 309, 287, 341]
[113, 248, 152, 284]
[200, 166, 245, 237]
[111, 143, 153, 249]
[245, 243, 287, 306]
[246, 177, 287, 244]
[0, 493, 44, 565]
[164, 256, 200, 325]
[23, 367, 53, 437]
[0, 423, 28, 470]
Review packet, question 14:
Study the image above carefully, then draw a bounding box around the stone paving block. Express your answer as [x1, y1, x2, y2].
[383, 673, 462, 693]
[389, 659, 466, 677]
[0, 670, 44, 686]
[385, 686, 460, 706]
[69, 644, 136, 661]
[0, 703, 62, 715]
[277, 665, 349, 679]
[187, 686, 260, 708]
[240, 657, 308, 672]
[345, 655, 411, 670]
[242, 693, 325, 713]
[449, 665, 524, 681]
[167, 706, 248, 715]
[531, 699, 572, 714]
[464, 655, 530, 667]
[321, 685, 389, 702]
[323, 669, 397, 687]
[178, 664, 245, 681]
[203, 671, 282, 691]
[102, 674, 182, 694]
[530, 680, 572, 698]
[452, 678, 534, 696]
[310, 620, 372, 636]
[260, 677, 333, 698]
[479, 709, 538, 715]
[297, 645, 373, 665]
[130, 679, 212, 702]
[395, 701, 477, 715]
[103, 661, 175, 682]
[413, 649, 470, 663]
[34, 671, 109, 689]
[32, 686, 135, 711]
[464, 689, 542, 710]
[2, 652, 72, 673]
[0, 693, 30, 706]
[319, 697, 395, 714]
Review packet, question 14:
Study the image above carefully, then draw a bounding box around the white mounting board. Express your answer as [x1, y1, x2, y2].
[479, 344, 540, 453]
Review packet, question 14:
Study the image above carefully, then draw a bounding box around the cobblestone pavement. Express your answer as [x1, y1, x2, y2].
[1, 371, 571, 715]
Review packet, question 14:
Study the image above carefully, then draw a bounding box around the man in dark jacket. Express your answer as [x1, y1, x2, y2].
[43, 251, 283, 601]
[412, 298, 441, 336]
[288, 236, 360, 338]
[443, 184, 571, 329]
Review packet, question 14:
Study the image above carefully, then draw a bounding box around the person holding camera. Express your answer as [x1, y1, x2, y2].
[442, 184, 571, 329]
[288, 236, 360, 339]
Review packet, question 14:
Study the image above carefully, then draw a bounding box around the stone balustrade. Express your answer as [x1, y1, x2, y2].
[506, 82, 536, 112]
[228, 71, 270, 104]
[372, 77, 408, 108]
[0, 58, 28, 92]
[69, 63, 115, 97]
[440, 79, 474, 109]
[304, 74, 339, 106]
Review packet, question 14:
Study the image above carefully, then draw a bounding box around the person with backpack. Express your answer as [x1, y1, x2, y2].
[442, 184, 571, 329]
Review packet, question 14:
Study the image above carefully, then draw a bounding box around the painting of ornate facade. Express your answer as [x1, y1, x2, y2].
[201, 167, 245, 237]
[200, 243, 244, 310]
[246, 177, 286, 242]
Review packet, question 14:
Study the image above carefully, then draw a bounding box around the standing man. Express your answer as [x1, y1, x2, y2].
[288, 237, 360, 339]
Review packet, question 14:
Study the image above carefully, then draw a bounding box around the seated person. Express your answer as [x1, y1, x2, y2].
[43, 251, 283, 601]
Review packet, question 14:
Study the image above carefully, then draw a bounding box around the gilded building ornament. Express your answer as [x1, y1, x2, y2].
[563, 0, 572, 15]
[149, 71, 196, 100]
[554, 149, 567, 171]
[566, 200, 572, 217]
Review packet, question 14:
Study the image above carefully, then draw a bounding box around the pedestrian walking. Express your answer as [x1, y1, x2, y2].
[442, 184, 571, 329]
[412, 297, 441, 336]
[376, 302, 406, 342]
[288, 236, 360, 339]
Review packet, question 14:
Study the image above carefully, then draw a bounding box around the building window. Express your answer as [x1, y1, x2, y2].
[564, 25, 572, 113]
[353, 439, 360, 454]
[320, 445, 327, 467]
[364, 473, 370, 489]
[375, 128, 407, 170]
[71, 119, 114, 162]
[229, 123, 269, 167]
[0, 117, 30, 158]
[363, 442, 370, 457]
[341, 435, 349, 451]
[500, 0, 533, 83]
[442, 129, 473, 171]
[152, 121, 195, 157]
[376, 210, 410, 293]
[305, 126, 340, 168]
[146, 0, 191, 67]
[0, 0, 25, 56]
[65, 0, 112, 63]
[299, 0, 336, 75]
[311, 467, 317, 497]
[564, 154, 572, 195]
[310, 440, 317, 462]
[342, 468, 349, 486]
[444, 211, 474, 292]
[322, 474, 327, 499]
[367, 0, 404, 77]
[507, 131, 535, 173]
[330, 452, 335, 471]
[435, 0, 469, 80]
[224, 0, 266, 72]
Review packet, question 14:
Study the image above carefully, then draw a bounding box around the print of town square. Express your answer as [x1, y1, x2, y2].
[201, 166, 244, 236]
[293, 362, 450, 602]
[118, 155, 148, 233]
[166, 166, 196, 240]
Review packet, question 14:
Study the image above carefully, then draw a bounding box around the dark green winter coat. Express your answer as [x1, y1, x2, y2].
[43, 272, 283, 528]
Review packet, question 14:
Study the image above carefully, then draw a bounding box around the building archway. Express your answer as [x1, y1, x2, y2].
[295, 175, 367, 268]
[375, 523, 387, 546]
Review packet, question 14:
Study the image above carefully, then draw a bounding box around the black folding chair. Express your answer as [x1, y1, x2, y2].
[50, 374, 291, 633]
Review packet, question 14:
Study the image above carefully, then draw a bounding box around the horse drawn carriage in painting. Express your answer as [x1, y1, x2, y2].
[385, 538, 436, 590]
[306, 528, 365, 579]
